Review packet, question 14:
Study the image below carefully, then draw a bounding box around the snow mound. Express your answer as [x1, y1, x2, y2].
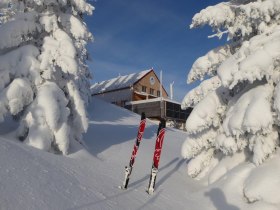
[244, 156, 280, 204]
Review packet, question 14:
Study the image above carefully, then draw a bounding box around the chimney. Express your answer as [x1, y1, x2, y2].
[170, 82, 174, 100]
[160, 70, 163, 98]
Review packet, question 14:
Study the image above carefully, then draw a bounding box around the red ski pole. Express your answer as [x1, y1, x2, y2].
[147, 118, 166, 194]
[120, 112, 146, 189]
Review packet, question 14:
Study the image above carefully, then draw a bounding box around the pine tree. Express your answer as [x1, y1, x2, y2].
[182, 0, 280, 179]
[0, 0, 93, 154]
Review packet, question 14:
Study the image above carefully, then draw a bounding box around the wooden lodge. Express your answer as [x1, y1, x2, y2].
[91, 69, 192, 128]
[91, 69, 168, 106]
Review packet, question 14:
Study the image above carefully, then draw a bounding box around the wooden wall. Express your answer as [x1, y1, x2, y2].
[128, 101, 162, 118]
[133, 70, 168, 99]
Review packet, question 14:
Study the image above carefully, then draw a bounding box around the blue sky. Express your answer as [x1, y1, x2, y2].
[85, 0, 223, 101]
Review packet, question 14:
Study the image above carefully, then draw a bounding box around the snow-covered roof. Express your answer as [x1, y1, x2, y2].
[91, 69, 152, 94]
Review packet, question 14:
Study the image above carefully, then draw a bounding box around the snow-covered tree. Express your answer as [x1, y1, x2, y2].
[0, 0, 93, 154]
[182, 0, 280, 179]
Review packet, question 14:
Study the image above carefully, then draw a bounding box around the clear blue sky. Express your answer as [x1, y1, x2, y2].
[85, 0, 223, 101]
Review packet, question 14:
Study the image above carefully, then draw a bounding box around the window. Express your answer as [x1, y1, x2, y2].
[157, 90, 160, 97]
[142, 86, 147, 92]
[150, 88, 154, 95]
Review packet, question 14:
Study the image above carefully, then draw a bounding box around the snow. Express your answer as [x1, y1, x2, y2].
[70, 0, 94, 15]
[0, 78, 33, 121]
[181, 128, 217, 159]
[2, 0, 280, 209]
[0, 13, 40, 50]
[0, 97, 197, 210]
[191, 0, 280, 41]
[0, 45, 41, 87]
[40, 29, 78, 76]
[191, 3, 234, 30]
[273, 81, 280, 121]
[187, 46, 231, 84]
[182, 76, 221, 108]
[186, 148, 215, 179]
[223, 84, 273, 136]
[91, 69, 152, 94]
[5, 78, 34, 115]
[185, 87, 225, 134]
[94, 88, 132, 104]
[59, 13, 92, 40]
[25, 81, 71, 154]
[208, 150, 248, 184]
[40, 13, 58, 33]
[66, 80, 88, 134]
[0, 0, 93, 154]
[0, 98, 278, 209]
[244, 156, 280, 204]
[218, 25, 280, 89]
[0, 0, 9, 7]
[181, 0, 280, 183]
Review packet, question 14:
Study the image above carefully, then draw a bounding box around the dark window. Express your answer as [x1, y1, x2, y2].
[165, 101, 192, 120]
[157, 90, 160, 97]
[150, 88, 154, 95]
[142, 86, 147, 92]
[166, 102, 173, 110]
[175, 104, 180, 111]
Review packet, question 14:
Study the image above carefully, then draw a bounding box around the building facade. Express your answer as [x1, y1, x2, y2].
[91, 69, 192, 129]
[91, 69, 168, 106]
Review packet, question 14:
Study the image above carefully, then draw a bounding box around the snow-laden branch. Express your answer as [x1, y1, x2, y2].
[249, 129, 279, 165]
[0, 78, 33, 121]
[0, 13, 40, 50]
[191, 0, 280, 41]
[185, 87, 226, 134]
[223, 84, 273, 136]
[190, 2, 235, 30]
[182, 128, 217, 159]
[218, 25, 280, 89]
[59, 13, 93, 40]
[187, 45, 232, 84]
[208, 30, 228, 39]
[182, 76, 221, 108]
[25, 81, 71, 154]
[0, 45, 41, 89]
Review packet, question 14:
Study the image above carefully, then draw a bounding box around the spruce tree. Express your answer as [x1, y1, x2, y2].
[0, 0, 93, 154]
[182, 0, 280, 178]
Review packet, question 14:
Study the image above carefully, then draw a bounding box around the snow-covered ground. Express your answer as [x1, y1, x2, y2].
[0, 98, 196, 210]
[1, 97, 280, 210]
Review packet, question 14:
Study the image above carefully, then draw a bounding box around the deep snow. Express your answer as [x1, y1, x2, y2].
[0, 98, 200, 210]
[1, 98, 278, 210]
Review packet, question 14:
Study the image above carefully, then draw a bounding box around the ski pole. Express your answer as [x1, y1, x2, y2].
[147, 118, 166, 194]
[119, 112, 146, 189]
